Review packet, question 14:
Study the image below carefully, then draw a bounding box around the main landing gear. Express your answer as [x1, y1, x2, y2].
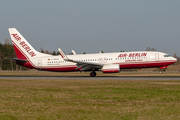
[90, 71, 96, 77]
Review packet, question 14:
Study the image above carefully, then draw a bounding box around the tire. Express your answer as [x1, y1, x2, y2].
[90, 72, 96, 77]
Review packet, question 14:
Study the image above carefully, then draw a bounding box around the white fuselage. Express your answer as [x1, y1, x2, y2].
[27, 51, 176, 72]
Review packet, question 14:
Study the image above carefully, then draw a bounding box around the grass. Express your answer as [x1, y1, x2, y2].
[0, 79, 180, 119]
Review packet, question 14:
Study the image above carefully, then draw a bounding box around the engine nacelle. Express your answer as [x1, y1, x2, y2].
[102, 64, 120, 73]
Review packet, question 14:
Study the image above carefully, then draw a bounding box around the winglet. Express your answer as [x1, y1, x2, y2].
[72, 50, 76, 55]
[58, 48, 69, 60]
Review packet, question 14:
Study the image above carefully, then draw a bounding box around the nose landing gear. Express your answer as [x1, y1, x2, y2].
[158, 70, 162, 74]
[90, 71, 96, 77]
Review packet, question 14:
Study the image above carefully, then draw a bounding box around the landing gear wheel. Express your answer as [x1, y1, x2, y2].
[158, 71, 162, 74]
[90, 71, 96, 77]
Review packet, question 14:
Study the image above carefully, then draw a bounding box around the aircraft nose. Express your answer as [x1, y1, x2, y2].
[172, 57, 177, 62]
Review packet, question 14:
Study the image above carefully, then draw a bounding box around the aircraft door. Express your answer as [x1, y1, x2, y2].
[38, 59, 42, 70]
[155, 54, 159, 61]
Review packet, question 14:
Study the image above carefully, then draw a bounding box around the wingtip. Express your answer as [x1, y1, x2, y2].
[8, 28, 16, 30]
[58, 48, 68, 59]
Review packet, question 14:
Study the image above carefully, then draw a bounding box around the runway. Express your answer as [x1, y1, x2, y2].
[1, 76, 180, 80]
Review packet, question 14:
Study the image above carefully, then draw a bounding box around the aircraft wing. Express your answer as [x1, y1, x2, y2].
[68, 60, 103, 71]
[58, 48, 103, 71]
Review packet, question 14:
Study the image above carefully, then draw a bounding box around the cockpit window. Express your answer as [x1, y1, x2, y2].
[164, 54, 170, 57]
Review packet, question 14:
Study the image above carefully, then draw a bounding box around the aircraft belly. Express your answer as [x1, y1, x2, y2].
[40, 65, 78, 72]
[119, 60, 175, 69]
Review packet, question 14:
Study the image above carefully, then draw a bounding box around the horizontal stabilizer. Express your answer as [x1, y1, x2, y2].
[6, 58, 28, 62]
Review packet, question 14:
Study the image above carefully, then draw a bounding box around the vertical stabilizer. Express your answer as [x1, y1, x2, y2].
[8, 28, 38, 60]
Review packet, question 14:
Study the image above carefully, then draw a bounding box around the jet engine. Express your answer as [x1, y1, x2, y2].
[102, 64, 120, 73]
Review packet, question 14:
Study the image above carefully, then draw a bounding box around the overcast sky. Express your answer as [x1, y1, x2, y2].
[0, 1, 180, 56]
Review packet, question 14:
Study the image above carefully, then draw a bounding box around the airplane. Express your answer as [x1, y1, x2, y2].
[8, 28, 177, 77]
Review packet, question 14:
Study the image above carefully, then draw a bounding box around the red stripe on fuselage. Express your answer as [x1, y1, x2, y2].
[34, 60, 175, 72]
[39, 66, 78, 72]
[117, 60, 176, 69]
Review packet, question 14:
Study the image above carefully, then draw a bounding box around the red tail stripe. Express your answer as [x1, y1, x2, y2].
[13, 42, 27, 60]
[12, 41, 36, 68]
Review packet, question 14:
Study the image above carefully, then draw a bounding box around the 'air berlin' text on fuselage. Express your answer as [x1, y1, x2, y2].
[11, 34, 36, 57]
[118, 53, 147, 58]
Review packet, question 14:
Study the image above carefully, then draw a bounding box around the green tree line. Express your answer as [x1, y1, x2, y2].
[0, 39, 18, 71]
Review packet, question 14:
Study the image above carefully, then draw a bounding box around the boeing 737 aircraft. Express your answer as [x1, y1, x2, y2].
[8, 28, 177, 77]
